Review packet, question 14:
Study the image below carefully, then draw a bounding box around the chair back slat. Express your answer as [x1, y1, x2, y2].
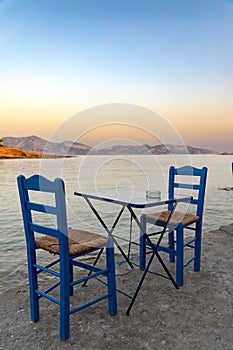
[22, 174, 58, 192]
[26, 202, 58, 215]
[29, 223, 60, 238]
[173, 183, 200, 191]
[173, 165, 202, 176]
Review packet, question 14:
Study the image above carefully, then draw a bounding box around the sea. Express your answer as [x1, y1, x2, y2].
[0, 154, 233, 294]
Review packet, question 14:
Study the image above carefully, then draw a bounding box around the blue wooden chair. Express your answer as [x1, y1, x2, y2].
[17, 174, 117, 340]
[140, 165, 208, 287]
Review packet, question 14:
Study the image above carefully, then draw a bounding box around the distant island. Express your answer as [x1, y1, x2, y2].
[0, 138, 69, 159]
[0, 135, 220, 159]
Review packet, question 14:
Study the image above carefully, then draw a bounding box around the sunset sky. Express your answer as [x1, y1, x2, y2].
[1, 0, 233, 151]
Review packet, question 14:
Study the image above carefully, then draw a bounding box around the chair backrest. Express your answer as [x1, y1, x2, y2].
[168, 165, 208, 219]
[17, 174, 70, 257]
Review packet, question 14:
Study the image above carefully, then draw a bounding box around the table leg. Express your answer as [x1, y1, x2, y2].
[125, 205, 179, 315]
[84, 197, 135, 269]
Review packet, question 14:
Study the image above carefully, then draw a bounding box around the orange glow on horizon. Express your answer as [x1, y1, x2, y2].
[77, 123, 161, 146]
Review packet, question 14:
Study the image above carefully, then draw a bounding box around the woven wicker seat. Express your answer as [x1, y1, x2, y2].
[36, 229, 108, 256]
[145, 211, 200, 227]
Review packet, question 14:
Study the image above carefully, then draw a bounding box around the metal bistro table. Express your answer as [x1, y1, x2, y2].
[74, 188, 191, 315]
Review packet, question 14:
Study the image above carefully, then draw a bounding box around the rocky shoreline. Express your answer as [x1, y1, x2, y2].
[0, 142, 70, 159]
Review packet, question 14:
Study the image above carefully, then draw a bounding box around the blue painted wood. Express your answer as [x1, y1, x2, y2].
[26, 202, 58, 215]
[33, 263, 61, 277]
[29, 223, 60, 238]
[139, 165, 208, 287]
[70, 294, 110, 315]
[17, 174, 117, 340]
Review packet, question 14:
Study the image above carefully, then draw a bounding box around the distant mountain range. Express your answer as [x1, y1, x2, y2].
[1, 135, 217, 156]
[92, 143, 217, 155]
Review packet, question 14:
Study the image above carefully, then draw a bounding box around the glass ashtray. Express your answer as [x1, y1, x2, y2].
[146, 190, 161, 199]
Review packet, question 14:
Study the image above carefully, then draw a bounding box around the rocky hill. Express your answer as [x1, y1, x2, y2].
[91, 143, 216, 155]
[0, 139, 67, 159]
[2, 136, 91, 155]
[1, 135, 217, 156]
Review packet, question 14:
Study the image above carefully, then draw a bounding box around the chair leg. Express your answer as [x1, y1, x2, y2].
[176, 225, 184, 287]
[194, 222, 202, 272]
[106, 238, 117, 316]
[168, 231, 175, 263]
[27, 251, 39, 322]
[69, 260, 74, 296]
[60, 259, 70, 340]
[139, 215, 146, 270]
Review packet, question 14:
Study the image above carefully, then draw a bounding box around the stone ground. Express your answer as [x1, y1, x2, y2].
[0, 225, 233, 350]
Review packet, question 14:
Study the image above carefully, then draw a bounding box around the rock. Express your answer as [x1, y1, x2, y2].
[218, 187, 233, 191]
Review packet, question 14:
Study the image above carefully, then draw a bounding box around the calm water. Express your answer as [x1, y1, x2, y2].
[0, 154, 233, 293]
